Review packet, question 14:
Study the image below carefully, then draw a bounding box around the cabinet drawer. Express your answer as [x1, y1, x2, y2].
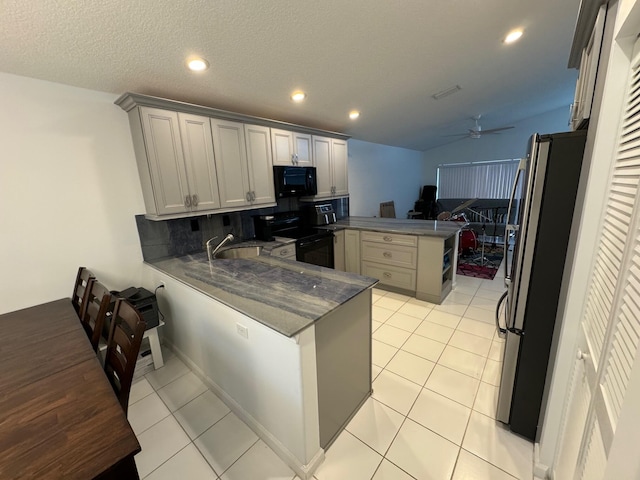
[271, 244, 296, 259]
[361, 261, 416, 291]
[361, 241, 417, 269]
[360, 231, 417, 247]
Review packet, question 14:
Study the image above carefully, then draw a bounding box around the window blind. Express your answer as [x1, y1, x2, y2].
[437, 160, 520, 198]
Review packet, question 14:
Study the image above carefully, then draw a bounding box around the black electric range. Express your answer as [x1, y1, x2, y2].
[253, 206, 337, 268]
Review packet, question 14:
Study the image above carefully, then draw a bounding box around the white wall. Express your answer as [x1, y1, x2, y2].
[421, 106, 572, 185]
[141, 266, 322, 477]
[0, 72, 145, 314]
[347, 139, 426, 218]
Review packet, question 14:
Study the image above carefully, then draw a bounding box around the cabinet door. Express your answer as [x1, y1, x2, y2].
[344, 229, 361, 274]
[334, 230, 346, 271]
[244, 124, 275, 205]
[332, 139, 349, 196]
[271, 128, 295, 166]
[178, 113, 221, 211]
[294, 133, 313, 166]
[313, 136, 333, 197]
[139, 107, 190, 215]
[211, 119, 250, 209]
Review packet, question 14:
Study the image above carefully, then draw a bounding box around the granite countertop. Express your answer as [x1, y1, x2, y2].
[334, 216, 461, 238]
[147, 250, 377, 338]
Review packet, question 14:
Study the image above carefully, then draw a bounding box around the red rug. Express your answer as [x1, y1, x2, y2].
[456, 244, 503, 280]
[457, 262, 499, 280]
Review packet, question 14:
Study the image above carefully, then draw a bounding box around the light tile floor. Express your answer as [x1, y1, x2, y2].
[130, 265, 534, 480]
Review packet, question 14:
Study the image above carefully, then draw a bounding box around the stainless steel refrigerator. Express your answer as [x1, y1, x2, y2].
[495, 130, 587, 441]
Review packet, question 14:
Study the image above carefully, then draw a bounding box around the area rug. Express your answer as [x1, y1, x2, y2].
[457, 244, 504, 280]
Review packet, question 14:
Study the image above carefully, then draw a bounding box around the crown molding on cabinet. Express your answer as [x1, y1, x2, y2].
[568, 0, 608, 68]
[115, 92, 351, 141]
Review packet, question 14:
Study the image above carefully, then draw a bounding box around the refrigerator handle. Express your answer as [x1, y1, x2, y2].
[496, 290, 508, 338]
[503, 158, 527, 284]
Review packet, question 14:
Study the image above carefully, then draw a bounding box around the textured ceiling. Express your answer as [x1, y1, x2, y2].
[0, 0, 581, 151]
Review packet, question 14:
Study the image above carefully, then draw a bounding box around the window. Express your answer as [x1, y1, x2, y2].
[437, 160, 520, 199]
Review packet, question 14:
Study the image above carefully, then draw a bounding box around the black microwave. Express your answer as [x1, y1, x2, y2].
[273, 166, 317, 198]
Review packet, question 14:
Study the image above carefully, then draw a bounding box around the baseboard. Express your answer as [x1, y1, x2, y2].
[164, 340, 325, 480]
[534, 442, 549, 479]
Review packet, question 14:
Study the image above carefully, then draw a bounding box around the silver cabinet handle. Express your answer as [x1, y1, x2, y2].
[250, 191, 256, 201]
[246, 191, 251, 202]
[185, 195, 192, 208]
[383, 235, 392, 242]
[291, 154, 296, 165]
[383, 252, 392, 258]
[280, 249, 289, 256]
[383, 272, 392, 278]
[192, 194, 199, 206]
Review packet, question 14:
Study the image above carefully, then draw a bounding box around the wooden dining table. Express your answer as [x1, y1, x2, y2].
[0, 299, 141, 479]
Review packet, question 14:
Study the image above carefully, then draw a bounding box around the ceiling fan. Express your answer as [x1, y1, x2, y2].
[446, 115, 515, 139]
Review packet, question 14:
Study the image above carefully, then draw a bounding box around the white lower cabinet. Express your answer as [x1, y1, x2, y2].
[333, 230, 345, 271]
[344, 230, 361, 274]
[344, 228, 457, 303]
[361, 232, 418, 291]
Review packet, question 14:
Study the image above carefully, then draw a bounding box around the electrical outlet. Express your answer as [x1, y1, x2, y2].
[236, 323, 249, 339]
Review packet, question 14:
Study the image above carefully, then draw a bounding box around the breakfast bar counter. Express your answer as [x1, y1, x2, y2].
[334, 216, 462, 237]
[148, 251, 377, 337]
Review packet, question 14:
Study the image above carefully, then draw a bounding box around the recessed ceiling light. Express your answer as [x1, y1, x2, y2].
[349, 111, 360, 120]
[187, 57, 209, 72]
[504, 29, 523, 44]
[291, 91, 306, 102]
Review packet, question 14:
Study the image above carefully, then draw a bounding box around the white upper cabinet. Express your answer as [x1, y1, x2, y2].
[332, 139, 349, 196]
[212, 119, 276, 209]
[271, 128, 313, 166]
[211, 119, 252, 209]
[178, 112, 221, 212]
[137, 107, 221, 216]
[570, 4, 606, 130]
[116, 93, 347, 219]
[138, 107, 190, 215]
[244, 124, 275, 205]
[311, 136, 349, 198]
[313, 136, 333, 197]
[294, 133, 312, 166]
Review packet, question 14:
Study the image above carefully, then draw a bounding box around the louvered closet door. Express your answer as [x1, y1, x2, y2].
[555, 35, 640, 480]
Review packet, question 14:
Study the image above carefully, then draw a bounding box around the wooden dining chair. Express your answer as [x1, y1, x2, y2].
[80, 279, 111, 352]
[379, 201, 396, 218]
[71, 266, 95, 316]
[104, 298, 146, 414]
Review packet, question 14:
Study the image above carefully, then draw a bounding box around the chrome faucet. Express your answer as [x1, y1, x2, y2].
[206, 233, 235, 261]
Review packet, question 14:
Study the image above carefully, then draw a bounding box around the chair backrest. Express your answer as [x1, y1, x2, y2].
[380, 201, 396, 218]
[104, 298, 146, 414]
[80, 279, 111, 352]
[71, 267, 95, 316]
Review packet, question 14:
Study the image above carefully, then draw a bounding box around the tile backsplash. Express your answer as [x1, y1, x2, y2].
[135, 197, 349, 261]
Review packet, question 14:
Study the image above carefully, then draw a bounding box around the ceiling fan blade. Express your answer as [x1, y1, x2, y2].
[442, 133, 471, 137]
[480, 126, 515, 134]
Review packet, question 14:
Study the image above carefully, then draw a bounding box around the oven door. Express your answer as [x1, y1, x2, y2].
[296, 233, 334, 268]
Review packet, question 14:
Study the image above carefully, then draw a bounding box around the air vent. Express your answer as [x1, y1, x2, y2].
[432, 85, 462, 100]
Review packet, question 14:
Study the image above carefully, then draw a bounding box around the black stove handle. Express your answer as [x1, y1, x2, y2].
[298, 234, 333, 248]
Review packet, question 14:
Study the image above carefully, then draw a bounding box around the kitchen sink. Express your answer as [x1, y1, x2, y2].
[214, 246, 263, 259]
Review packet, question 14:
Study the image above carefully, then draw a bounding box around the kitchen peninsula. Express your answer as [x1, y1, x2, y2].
[332, 217, 462, 304]
[142, 251, 377, 479]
